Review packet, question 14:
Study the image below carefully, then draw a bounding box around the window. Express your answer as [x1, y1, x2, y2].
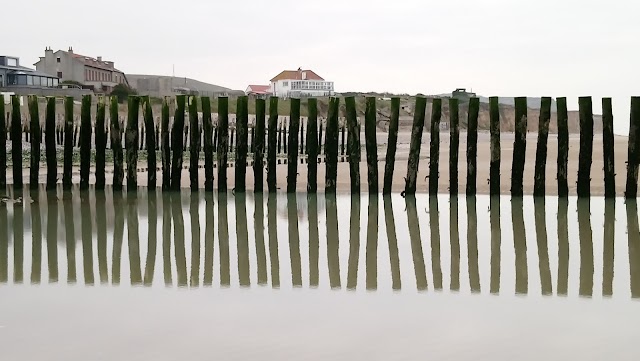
[48, 78, 53, 87]
[27, 76, 33, 86]
[283, 81, 288, 87]
[57, 71, 62, 78]
[53, 79, 59, 87]
[17, 75, 27, 85]
[7, 58, 17, 67]
[56, 57, 61, 63]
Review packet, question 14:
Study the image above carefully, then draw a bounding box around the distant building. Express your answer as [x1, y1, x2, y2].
[0, 55, 60, 90]
[270, 68, 334, 97]
[34, 47, 128, 93]
[245, 85, 271, 96]
[451, 88, 476, 101]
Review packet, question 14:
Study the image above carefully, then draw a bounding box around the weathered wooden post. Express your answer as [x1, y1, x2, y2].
[428, 98, 442, 195]
[318, 121, 324, 155]
[216, 96, 229, 192]
[236, 96, 249, 192]
[143, 97, 156, 189]
[110, 96, 123, 191]
[161, 97, 171, 190]
[79, 95, 92, 190]
[511, 97, 527, 196]
[489, 97, 500, 196]
[45, 97, 56, 190]
[267, 97, 278, 192]
[325, 97, 340, 193]
[287, 98, 300, 193]
[171, 95, 186, 191]
[404, 95, 427, 195]
[213, 125, 218, 152]
[0, 99, 5, 187]
[466, 97, 479, 196]
[345, 96, 361, 192]
[341, 125, 346, 155]
[602, 98, 615, 198]
[254, 98, 266, 192]
[189, 96, 200, 191]
[383, 98, 400, 194]
[277, 122, 283, 155]
[283, 123, 287, 154]
[126, 96, 140, 191]
[28, 95, 41, 189]
[11, 95, 23, 188]
[95, 97, 107, 190]
[449, 98, 459, 195]
[625, 97, 640, 198]
[299, 120, 305, 155]
[365, 97, 379, 193]
[577, 96, 594, 198]
[307, 98, 319, 192]
[557, 97, 569, 197]
[202, 97, 214, 192]
[229, 127, 235, 154]
[250, 126, 255, 154]
[533, 97, 552, 197]
[63, 97, 74, 189]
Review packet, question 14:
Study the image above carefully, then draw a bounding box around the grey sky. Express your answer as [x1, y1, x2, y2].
[6, 0, 639, 133]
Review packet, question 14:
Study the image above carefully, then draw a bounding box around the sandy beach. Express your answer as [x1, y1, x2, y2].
[5, 131, 630, 196]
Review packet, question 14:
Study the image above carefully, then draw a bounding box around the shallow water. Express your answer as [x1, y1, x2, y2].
[0, 187, 639, 360]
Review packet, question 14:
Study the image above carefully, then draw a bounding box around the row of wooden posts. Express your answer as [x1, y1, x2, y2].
[1, 94, 639, 197]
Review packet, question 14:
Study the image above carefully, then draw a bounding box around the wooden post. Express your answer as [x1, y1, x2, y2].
[95, 97, 107, 190]
[202, 97, 214, 192]
[364, 97, 379, 193]
[449, 98, 459, 195]
[62, 97, 74, 190]
[189, 96, 200, 191]
[79, 95, 92, 190]
[533, 97, 552, 197]
[125, 96, 140, 191]
[45, 97, 56, 190]
[489, 97, 500, 196]
[602, 98, 615, 198]
[577, 96, 594, 198]
[345, 96, 361, 192]
[0, 99, 5, 188]
[144, 97, 156, 189]
[299, 120, 305, 155]
[511, 97, 527, 196]
[110, 96, 123, 191]
[325, 97, 340, 193]
[287, 98, 300, 193]
[250, 126, 255, 154]
[626, 97, 640, 198]
[318, 121, 324, 155]
[254, 98, 266, 192]
[236, 96, 249, 192]
[404, 95, 427, 195]
[161, 97, 171, 190]
[11, 95, 22, 188]
[283, 123, 287, 154]
[341, 125, 346, 155]
[277, 122, 283, 154]
[216, 96, 229, 192]
[212, 126, 218, 153]
[382, 98, 400, 194]
[557, 97, 569, 197]
[229, 127, 235, 154]
[466, 97, 479, 196]
[428, 98, 442, 195]
[28, 95, 41, 189]
[267, 97, 278, 192]
[306, 98, 319, 192]
[171, 95, 186, 191]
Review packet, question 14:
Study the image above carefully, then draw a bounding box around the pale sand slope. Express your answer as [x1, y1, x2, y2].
[6, 132, 631, 196]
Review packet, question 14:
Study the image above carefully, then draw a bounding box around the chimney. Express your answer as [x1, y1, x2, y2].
[97, 56, 102, 62]
[68, 46, 73, 53]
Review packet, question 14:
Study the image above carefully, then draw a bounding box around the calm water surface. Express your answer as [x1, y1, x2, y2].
[0, 187, 639, 360]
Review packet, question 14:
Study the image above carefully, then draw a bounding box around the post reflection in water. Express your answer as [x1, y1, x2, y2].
[383, 195, 401, 290]
[1, 188, 640, 299]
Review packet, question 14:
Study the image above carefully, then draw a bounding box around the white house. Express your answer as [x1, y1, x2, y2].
[270, 68, 334, 98]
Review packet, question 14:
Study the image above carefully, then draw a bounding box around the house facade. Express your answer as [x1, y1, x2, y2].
[0, 55, 60, 90]
[270, 68, 334, 98]
[34, 47, 129, 93]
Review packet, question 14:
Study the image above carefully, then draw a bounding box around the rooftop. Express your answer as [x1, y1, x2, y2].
[270, 68, 324, 82]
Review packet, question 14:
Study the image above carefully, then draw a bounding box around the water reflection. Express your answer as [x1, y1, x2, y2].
[1, 188, 640, 300]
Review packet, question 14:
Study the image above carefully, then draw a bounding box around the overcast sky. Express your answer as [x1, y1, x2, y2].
[6, 0, 639, 133]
